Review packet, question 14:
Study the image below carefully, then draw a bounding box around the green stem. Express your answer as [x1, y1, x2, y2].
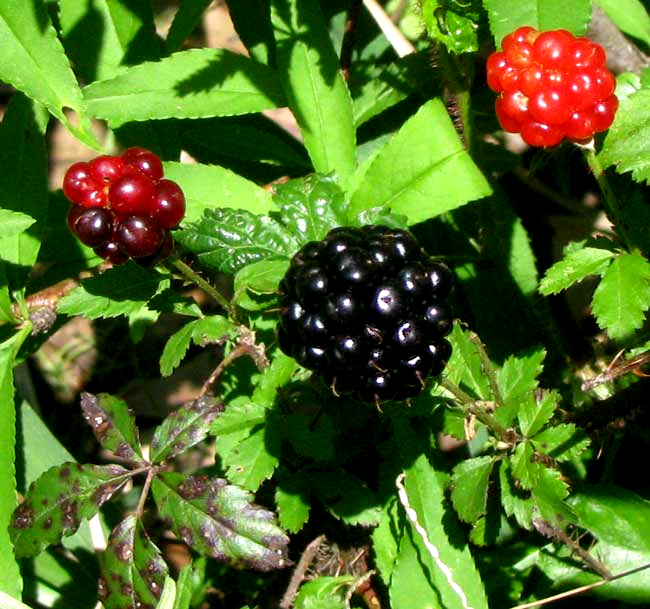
[583, 145, 632, 249]
[167, 255, 234, 318]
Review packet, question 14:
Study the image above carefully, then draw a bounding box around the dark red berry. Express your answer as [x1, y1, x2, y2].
[63, 162, 102, 206]
[89, 155, 125, 183]
[109, 167, 156, 215]
[74, 207, 114, 247]
[115, 214, 164, 258]
[149, 179, 186, 228]
[94, 240, 129, 265]
[122, 147, 164, 182]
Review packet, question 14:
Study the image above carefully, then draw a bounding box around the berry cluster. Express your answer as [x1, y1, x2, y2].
[277, 226, 453, 403]
[487, 26, 618, 147]
[63, 147, 185, 264]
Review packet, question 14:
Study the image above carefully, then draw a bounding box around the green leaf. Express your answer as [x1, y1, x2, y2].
[80, 392, 143, 461]
[175, 208, 298, 274]
[252, 350, 299, 407]
[0, 326, 31, 598]
[483, 0, 592, 45]
[450, 456, 496, 523]
[349, 99, 491, 225]
[59, 0, 160, 82]
[159, 315, 237, 377]
[271, 0, 356, 186]
[517, 390, 559, 437]
[152, 472, 289, 570]
[537, 485, 650, 603]
[531, 423, 590, 462]
[596, 0, 650, 48]
[227, 0, 275, 64]
[274, 174, 347, 243]
[286, 412, 336, 463]
[0, 94, 49, 288]
[510, 441, 541, 490]
[372, 498, 401, 586]
[275, 479, 311, 533]
[539, 243, 615, 295]
[499, 460, 535, 529]
[0, 209, 35, 239]
[100, 515, 168, 609]
[420, 0, 481, 53]
[234, 259, 289, 310]
[162, 161, 275, 222]
[57, 263, 169, 320]
[294, 576, 355, 609]
[150, 396, 224, 463]
[84, 49, 286, 126]
[10, 462, 129, 558]
[0, 590, 35, 609]
[0, 0, 95, 144]
[164, 0, 212, 54]
[591, 252, 650, 340]
[390, 453, 488, 609]
[600, 87, 650, 182]
[445, 323, 493, 400]
[497, 348, 546, 405]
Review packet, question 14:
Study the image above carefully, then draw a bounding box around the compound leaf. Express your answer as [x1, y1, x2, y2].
[274, 174, 347, 243]
[270, 0, 356, 186]
[450, 456, 496, 523]
[152, 472, 289, 571]
[591, 252, 650, 340]
[600, 87, 650, 183]
[175, 208, 298, 274]
[159, 315, 237, 377]
[10, 463, 129, 558]
[349, 99, 491, 224]
[539, 243, 615, 295]
[57, 263, 169, 319]
[100, 515, 168, 609]
[150, 397, 224, 463]
[84, 49, 285, 126]
[80, 393, 142, 461]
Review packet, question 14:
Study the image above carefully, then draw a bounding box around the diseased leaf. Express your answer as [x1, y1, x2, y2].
[517, 390, 559, 437]
[159, 315, 237, 377]
[450, 456, 496, 523]
[10, 463, 129, 558]
[531, 423, 590, 462]
[271, 0, 356, 186]
[84, 49, 286, 126]
[150, 397, 224, 463]
[600, 87, 650, 183]
[483, 0, 591, 45]
[294, 576, 355, 609]
[99, 515, 168, 609]
[539, 243, 615, 295]
[80, 393, 142, 461]
[211, 400, 267, 459]
[591, 252, 650, 340]
[348, 99, 491, 225]
[152, 473, 289, 571]
[57, 263, 169, 319]
[162, 161, 275, 222]
[274, 174, 347, 243]
[175, 208, 298, 274]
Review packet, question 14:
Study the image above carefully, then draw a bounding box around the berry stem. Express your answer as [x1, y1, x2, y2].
[167, 255, 235, 318]
[582, 144, 632, 248]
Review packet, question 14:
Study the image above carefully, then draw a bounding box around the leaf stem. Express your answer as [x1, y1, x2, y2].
[167, 255, 235, 318]
[135, 466, 157, 520]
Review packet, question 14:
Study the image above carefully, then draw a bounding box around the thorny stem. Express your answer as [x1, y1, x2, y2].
[135, 466, 157, 520]
[280, 535, 326, 609]
[582, 144, 633, 249]
[167, 255, 235, 317]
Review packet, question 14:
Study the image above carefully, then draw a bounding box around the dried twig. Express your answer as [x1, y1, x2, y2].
[280, 535, 326, 609]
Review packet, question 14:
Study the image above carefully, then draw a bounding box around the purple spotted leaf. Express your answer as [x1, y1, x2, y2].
[10, 462, 130, 558]
[98, 515, 168, 609]
[80, 392, 143, 461]
[150, 396, 224, 463]
[151, 472, 289, 571]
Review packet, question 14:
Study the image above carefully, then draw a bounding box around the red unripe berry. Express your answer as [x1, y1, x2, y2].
[591, 95, 619, 132]
[115, 214, 165, 258]
[109, 166, 156, 215]
[89, 155, 125, 183]
[63, 162, 100, 205]
[504, 39, 534, 69]
[150, 179, 186, 229]
[532, 29, 574, 68]
[520, 121, 564, 147]
[564, 111, 595, 141]
[528, 87, 570, 125]
[520, 65, 545, 96]
[565, 38, 607, 70]
[487, 52, 508, 92]
[497, 90, 529, 126]
[122, 147, 164, 182]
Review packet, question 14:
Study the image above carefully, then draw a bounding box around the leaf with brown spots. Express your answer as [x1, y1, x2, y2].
[9, 462, 129, 557]
[150, 396, 224, 463]
[99, 515, 168, 609]
[152, 472, 289, 571]
[80, 392, 143, 461]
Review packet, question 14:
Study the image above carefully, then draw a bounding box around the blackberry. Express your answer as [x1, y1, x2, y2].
[277, 225, 453, 403]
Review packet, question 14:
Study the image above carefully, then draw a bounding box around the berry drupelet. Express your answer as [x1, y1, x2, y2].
[62, 147, 186, 264]
[487, 26, 618, 147]
[277, 226, 453, 403]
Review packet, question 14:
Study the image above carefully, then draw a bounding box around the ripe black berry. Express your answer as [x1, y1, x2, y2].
[277, 225, 453, 403]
